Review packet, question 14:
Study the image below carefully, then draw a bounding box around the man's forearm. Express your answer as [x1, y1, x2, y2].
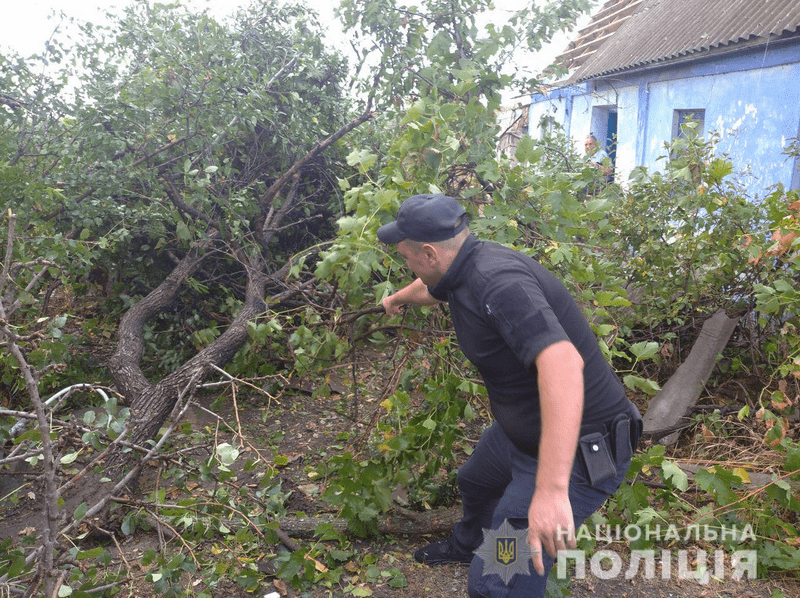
[527, 340, 584, 573]
[535, 340, 584, 491]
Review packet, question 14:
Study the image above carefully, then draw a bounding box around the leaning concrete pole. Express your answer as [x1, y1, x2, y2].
[643, 309, 738, 445]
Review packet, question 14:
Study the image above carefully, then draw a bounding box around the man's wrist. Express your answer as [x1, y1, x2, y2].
[535, 479, 570, 495]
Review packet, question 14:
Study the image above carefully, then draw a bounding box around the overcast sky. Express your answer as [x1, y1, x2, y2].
[1, 0, 583, 104]
[0, 0, 343, 56]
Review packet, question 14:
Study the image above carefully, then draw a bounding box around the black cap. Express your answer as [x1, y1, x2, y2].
[377, 194, 467, 244]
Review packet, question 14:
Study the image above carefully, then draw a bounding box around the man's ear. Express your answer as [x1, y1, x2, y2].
[420, 243, 439, 264]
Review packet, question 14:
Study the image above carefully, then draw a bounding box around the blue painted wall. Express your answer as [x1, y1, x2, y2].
[529, 41, 800, 196]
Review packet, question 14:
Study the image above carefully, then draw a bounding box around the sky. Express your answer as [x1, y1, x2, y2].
[0, 0, 340, 56]
[0, 0, 583, 102]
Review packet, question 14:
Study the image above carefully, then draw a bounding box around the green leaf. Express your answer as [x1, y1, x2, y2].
[216, 442, 240, 466]
[514, 136, 538, 163]
[388, 569, 408, 588]
[74, 502, 88, 521]
[622, 374, 661, 396]
[60, 451, 80, 465]
[176, 221, 191, 242]
[346, 148, 377, 170]
[423, 149, 442, 171]
[707, 158, 734, 183]
[694, 467, 739, 505]
[629, 341, 660, 361]
[57, 585, 73, 597]
[77, 547, 106, 560]
[121, 514, 136, 535]
[593, 291, 631, 308]
[661, 460, 689, 491]
[634, 506, 659, 526]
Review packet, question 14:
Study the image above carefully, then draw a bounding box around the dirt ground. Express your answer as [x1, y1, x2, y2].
[2, 370, 799, 597]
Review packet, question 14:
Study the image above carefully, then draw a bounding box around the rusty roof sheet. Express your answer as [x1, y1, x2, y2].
[562, 0, 800, 84]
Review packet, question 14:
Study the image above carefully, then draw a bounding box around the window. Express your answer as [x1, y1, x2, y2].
[673, 109, 705, 139]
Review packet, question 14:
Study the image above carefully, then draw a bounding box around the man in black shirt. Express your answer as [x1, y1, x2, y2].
[378, 194, 640, 598]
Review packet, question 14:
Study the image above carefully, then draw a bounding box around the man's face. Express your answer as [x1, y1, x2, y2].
[585, 138, 597, 154]
[397, 240, 442, 286]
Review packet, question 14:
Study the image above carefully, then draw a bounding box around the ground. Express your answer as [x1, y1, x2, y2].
[2, 364, 799, 597]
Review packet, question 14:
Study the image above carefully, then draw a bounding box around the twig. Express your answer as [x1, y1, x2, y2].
[108, 533, 134, 593]
[0, 257, 60, 596]
[48, 571, 67, 598]
[0, 210, 16, 297]
[144, 509, 200, 568]
[232, 374, 245, 447]
[207, 363, 283, 410]
[154, 463, 165, 552]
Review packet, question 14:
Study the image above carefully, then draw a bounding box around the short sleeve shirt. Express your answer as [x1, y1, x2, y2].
[428, 235, 629, 455]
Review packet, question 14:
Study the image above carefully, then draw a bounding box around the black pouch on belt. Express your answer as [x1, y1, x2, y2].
[613, 413, 634, 464]
[578, 431, 616, 487]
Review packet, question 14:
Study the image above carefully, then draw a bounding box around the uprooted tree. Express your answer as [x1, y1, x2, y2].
[4, 0, 377, 442]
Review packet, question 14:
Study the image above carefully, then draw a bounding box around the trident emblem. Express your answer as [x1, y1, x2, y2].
[496, 537, 517, 566]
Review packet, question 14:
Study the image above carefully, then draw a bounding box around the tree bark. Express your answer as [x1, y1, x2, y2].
[276, 507, 463, 538]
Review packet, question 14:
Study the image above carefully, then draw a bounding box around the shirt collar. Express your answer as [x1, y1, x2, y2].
[429, 234, 480, 295]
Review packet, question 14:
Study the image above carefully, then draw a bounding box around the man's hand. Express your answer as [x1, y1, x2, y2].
[382, 294, 403, 317]
[380, 278, 443, 316]
[527, 487, 576, 576]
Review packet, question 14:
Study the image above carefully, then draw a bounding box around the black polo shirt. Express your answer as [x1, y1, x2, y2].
[428, 234, 629, 455]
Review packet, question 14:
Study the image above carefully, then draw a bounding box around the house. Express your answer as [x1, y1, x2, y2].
[525, 0, 800, 195]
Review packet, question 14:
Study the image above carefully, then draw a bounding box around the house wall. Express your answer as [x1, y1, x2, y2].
[530, 42, 800, 195]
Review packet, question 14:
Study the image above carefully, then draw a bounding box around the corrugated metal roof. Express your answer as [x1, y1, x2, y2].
[561, 0, 800, 84]
[557, 0, 646, 72]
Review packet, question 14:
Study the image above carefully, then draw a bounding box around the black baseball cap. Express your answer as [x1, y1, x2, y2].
[377, 194, 467, 244]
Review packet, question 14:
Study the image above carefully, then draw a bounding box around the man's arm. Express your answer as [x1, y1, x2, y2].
[382, 277, 444, 316]
[527, 339, 584, 575]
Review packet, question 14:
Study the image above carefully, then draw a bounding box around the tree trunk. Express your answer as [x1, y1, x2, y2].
[276, 507, 463, 538]
[111, 257, 270, 448]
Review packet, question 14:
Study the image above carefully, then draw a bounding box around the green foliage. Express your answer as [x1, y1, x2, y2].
[748, 171, 800, 384]
[610, 128, 763, 329]
[339, 0, 590, 111]
[0, 0, 353, 381]
[602, 425, 800, 576]
[313, 355, 479, 535]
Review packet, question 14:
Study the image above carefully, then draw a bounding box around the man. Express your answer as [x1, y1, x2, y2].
[584, 134, 614, 182]
[378, 193, 641, 598]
